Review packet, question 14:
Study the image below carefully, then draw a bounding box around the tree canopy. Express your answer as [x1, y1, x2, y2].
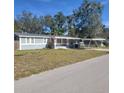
[14, 0, 109, 38]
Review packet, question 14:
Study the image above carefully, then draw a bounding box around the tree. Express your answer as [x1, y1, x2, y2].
[97, 25, 109, 39]
[73, 0, 103, 38]
[44, 15, 55, 35]
[66, 15, 77, 37]
[16, 11, 34, 33]
[14, 19, 20, 32]
[31, 16, 43, 34]
[53, 12, 66, 35]
[15, 11, 45, 34]
[14, 0, 105, 38]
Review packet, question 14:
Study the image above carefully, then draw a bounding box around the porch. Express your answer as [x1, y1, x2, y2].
[53, 36, 81, 49]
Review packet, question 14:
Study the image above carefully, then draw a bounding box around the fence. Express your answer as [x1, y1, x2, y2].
[14, 40, 19, 50]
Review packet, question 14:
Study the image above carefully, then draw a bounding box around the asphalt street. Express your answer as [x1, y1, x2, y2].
[15, 54, 109, 93]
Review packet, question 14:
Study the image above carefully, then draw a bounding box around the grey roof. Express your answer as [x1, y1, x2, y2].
[14, 32, 43, 36]
[15, 32, 105, 40]
[15, 32, 81, 39]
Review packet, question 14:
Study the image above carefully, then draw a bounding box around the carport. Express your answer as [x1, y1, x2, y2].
[81, 38, 106, 48]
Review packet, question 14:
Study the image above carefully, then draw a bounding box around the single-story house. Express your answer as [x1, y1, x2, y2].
[15, 33, 107, 50]
[18, 34, 81, 50]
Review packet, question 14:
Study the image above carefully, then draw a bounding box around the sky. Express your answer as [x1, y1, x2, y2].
[14, 0, 109, 27]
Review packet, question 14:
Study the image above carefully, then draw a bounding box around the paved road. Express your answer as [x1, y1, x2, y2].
[15, 55, 109, 93]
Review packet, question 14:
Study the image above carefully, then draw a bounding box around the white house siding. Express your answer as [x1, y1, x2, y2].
[19, 37, 48, 50]
[21, 45, 46, 50]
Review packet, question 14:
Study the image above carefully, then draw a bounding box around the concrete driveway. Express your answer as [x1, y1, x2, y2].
[15, 54, 109, 93]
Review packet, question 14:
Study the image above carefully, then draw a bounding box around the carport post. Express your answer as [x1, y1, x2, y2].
[66, 39, 69, 47]
[88, 40, 91, 48]
[54, 38, 57, 49]
[94, 40, 98, 47]
[100, 40, 104, 47]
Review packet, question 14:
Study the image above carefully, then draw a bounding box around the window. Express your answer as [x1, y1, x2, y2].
[27, 38, 30, 43]
[21, 38, 26, 43]
[21, 37, 35, 44]
[35, 38, 43, 43]
[31, 38, 35, 43]
[57, 39, 61, 43]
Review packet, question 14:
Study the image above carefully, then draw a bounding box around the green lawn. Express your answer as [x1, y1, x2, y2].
[15, 49, 108, 80]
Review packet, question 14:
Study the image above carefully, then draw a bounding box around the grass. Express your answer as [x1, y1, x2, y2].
[14, 49, 108, 80]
